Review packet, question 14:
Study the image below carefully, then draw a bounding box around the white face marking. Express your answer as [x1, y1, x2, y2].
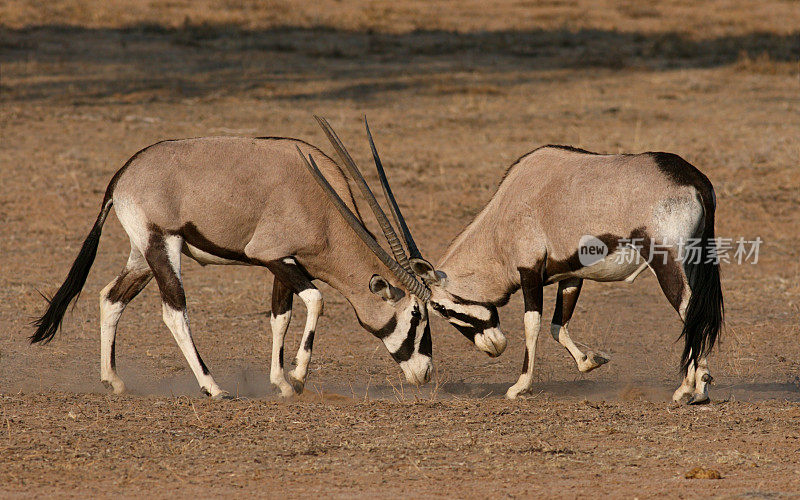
[381, 305, 414, 354]
[447, 317, 472, 328]
[473, 327, 507, 357]
[399, 352, 433, 385]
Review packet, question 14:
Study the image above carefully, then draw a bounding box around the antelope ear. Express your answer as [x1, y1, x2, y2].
[369, 275, 405, 302]
[410, 258, 445, 285]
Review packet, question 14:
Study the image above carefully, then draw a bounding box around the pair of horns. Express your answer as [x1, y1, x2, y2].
[296, 116, 431, 301]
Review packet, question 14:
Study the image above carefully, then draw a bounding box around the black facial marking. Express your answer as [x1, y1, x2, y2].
[145, 228, 186, 311]
[432, 299, 499, 343]
[419, 322, 432, 358]
[360, 315, 397, 340]
[390, 305, 421, 363]
[304, 330, 315, 351]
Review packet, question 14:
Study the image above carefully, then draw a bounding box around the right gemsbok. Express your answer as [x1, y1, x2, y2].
[369, 141, 723, 404]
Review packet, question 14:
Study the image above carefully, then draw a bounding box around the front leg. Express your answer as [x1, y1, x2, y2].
[269, 278, 295, 398]
[550, 278, 609, 373]
[288, 288, 323, 394]
[266, 258, 320, 396]
[506, 268, 544, 399]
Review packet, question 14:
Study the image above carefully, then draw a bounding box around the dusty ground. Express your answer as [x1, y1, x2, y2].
[1, 0, 799, 497]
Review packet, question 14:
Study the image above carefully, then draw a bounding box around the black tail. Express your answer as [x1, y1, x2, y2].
[30, 199, 113, 344]
[680, 195, 724, 374]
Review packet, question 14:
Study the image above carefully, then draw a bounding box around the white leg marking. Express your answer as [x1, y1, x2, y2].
[270, 310, 294, 398]
[551, 323, 609, 373]
[162, 304, 224, 397]
[98, 247, 150, 394]
[159, 235, 225, 398]
[506, 311, 541, 399]
[673, 358, 697, 403]
[689, 357, 712, 404]
[99, 281, 126, 394]
[288, 289, 323, 394]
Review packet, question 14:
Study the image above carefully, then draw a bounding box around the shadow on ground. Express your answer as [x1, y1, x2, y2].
[2, 23, 798, 102]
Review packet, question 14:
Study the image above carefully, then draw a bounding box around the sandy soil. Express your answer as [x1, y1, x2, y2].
[1, 1, 799, 497]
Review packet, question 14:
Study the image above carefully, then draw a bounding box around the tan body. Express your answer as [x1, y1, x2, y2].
[32, 134, 434, 398]
[415, 145, 722, 403]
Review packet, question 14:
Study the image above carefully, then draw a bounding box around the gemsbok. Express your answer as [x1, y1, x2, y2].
[31, 118, 434, 398]
[361, 138, 723, 404]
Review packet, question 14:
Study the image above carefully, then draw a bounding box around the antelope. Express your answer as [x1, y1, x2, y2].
[361, 138, 723, 404]
[31, 117, 434, 398]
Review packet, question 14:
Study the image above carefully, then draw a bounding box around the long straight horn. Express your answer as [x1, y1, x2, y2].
[364, 117, 423, 260]
[314, 116, 412, 273]
[296, 147, 430, 301]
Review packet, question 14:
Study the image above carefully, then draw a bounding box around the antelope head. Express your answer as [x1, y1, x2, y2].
[298, 117, 434, 385]
[358, 119, 508, 358]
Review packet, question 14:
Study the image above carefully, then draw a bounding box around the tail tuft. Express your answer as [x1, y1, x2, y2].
[30, 201, 111, 344]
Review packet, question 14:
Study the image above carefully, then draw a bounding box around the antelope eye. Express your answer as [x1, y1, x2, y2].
[411, 307, 422, 320]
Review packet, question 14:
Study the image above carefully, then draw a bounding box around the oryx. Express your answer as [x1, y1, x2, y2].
[364, 141, 723, 404]
[31, 118, 434, 398]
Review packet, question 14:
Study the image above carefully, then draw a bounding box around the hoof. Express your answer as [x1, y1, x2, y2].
[505, 379, 532, 400]
[288, 374, 305, 395]
[505, 388, 524, 400]
[272, 381, 295, 398]
[687, 393, 710, 405]
[578, 351, 610, 373]
[201, 387, 232, 400]
[101, 379, 126, 394]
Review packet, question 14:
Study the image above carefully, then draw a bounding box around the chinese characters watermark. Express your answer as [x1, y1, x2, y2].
[578, 236, 762, 266]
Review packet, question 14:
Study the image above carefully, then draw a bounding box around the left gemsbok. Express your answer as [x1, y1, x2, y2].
[31, 118, 434, 398]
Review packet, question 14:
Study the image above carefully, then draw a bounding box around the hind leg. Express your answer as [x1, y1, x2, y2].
[99, 244, 153, 393]
[145, 231, 225, 398]
[651, 253, 712, 404]
[550, 279, 609, 373]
